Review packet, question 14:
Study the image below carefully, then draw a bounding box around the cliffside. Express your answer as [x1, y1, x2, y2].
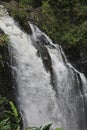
[62, 45, 87, 77]
[0, 29, 14, 100]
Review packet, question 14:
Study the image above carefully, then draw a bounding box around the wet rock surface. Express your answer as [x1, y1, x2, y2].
[0, 29, 14, 101]
[62, 45, 87, 78]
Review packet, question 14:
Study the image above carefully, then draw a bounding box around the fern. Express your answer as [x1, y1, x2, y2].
[42, 123, 52, 130]
[0, 118, 11, 130]
[9, 101, 18, 118]
[0, 96, 21, 130]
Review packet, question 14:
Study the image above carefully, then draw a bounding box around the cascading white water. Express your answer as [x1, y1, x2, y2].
[0, 5, 87, 130]
[29, 24, 87, 130]
[0, 5, 61, 129]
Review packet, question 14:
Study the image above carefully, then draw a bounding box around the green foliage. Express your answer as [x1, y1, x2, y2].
[0, 118, 11, 130]
[42, 123, 52, 130]
[63, 21, 87, 46]
[31, 0, 43, 8]
[19, 0, 32, 5]
[0, 96, 7, 105]
[45, 0, 87, 46]
[18, 0, 43, 8]
[55, 128, 62, 130]
[0, 34, 8, 46]
[41, 1, 56, 29]
[0, 34, 9, 68]
[0, 96, 21, 130]
[5, 102, 21, 130]
[9, 101, 19, 118]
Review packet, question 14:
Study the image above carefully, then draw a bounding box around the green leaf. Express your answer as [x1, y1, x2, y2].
[0, 118, 11, 130]
[42, 123, 52, 130]
[55, 128, 62, 130]
[9, 101, 18, 118]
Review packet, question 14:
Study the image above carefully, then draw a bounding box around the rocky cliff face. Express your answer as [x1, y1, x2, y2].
[0, 29, 14, 101]
[62, 45, 87, 78]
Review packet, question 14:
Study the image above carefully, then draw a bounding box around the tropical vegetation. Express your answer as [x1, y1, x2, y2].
[0, 96, 21, 130]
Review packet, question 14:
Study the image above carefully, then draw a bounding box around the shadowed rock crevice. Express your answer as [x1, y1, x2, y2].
[0, 29, 15, 101]
[62, 45, 87, 77]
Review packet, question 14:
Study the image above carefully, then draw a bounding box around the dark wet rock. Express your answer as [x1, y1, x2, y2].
[0, 29, 15, 101]
[32, 37, 53, 73]
[62, 45, 87, 77]
[0, 29, 4, 34]
[14, 16, 32, 35]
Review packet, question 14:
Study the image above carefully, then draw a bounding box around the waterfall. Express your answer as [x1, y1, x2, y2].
[0, 5, 87, 130]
